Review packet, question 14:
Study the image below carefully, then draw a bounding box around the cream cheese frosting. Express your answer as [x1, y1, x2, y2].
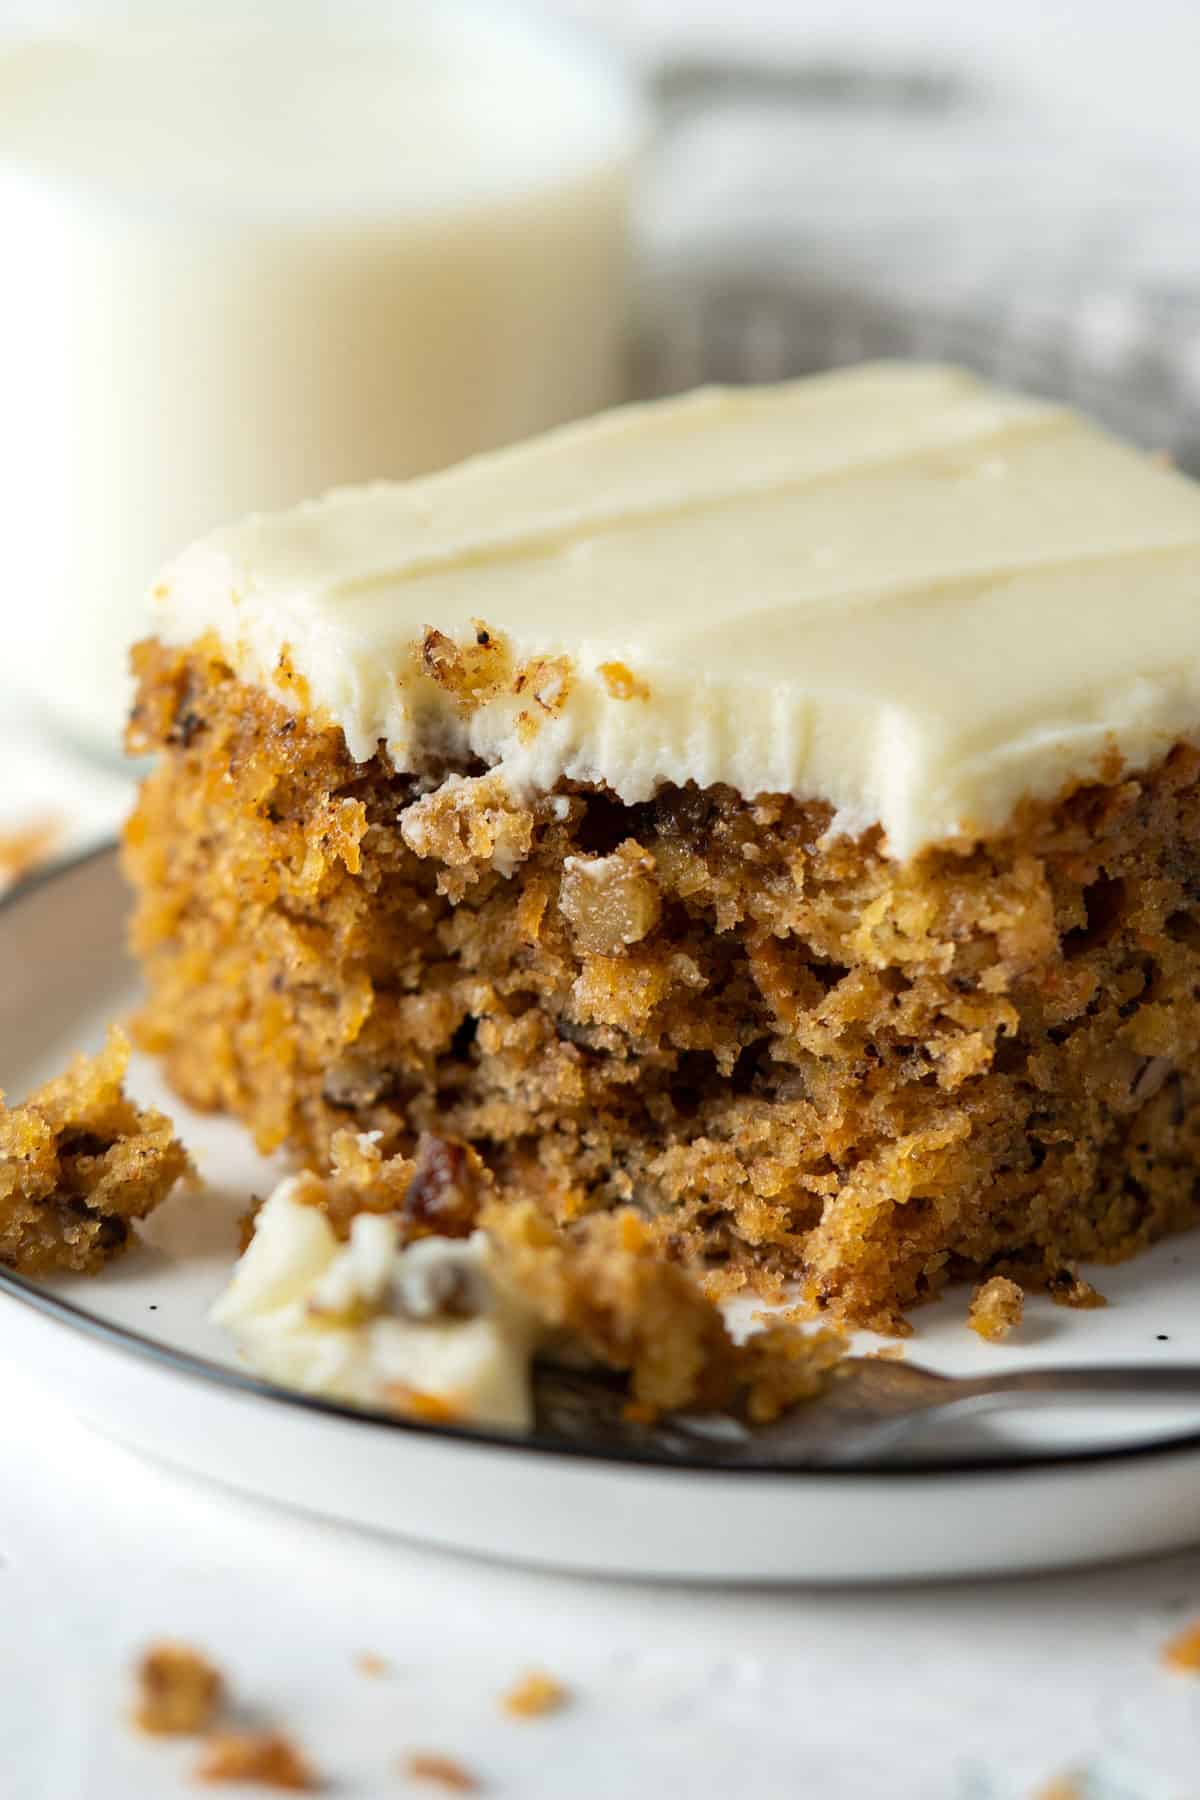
[212, 1176, 539, 1430]
[153, 362, 1200, 860]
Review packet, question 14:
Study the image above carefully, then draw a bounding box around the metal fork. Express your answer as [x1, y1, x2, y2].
[533, 1358, 1200, 1469]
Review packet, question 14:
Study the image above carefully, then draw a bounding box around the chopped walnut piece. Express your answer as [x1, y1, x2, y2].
[1129, 1053, 1174, 1106]
[1163, 1620, 1200, 1671]
[133, 1642, 223, 1735]
[320, 1052, 404, 1113]
[194, 1730, 319, 1790]
[501, 1670, 569, 1719]
[402, 1751, 481, 1792]
[559, 842, 661, 956]
[968, 1275, 1025, 1342]
[0, 1026, 191, 1275]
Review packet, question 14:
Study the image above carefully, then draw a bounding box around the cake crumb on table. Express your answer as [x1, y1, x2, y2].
[0, 1025, 191, 1276]
[133, 1641, 223, 1735]
[193, 1729, 319, 1790]
[402, 1752, 481, 1792]
[1032, 1776, 1083, 1800]
[500, 1670, 569, 1719]
[968, 1275, 1025, 1342]
[1162, 1620, 1200, 1671]
[354, 1651, 389, 1678]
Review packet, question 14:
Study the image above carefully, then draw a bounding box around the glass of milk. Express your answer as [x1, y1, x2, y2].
[0, 1, 642, 755]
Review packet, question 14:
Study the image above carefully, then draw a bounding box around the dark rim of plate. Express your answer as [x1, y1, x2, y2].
[3, 839, 1200, 1480]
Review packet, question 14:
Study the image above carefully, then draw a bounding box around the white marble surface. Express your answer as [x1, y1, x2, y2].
[6, 1346, 1200, 1800]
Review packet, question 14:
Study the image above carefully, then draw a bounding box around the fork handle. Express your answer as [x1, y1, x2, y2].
[950, 1364, 1200, 1405]
[814, 1362, 1200, 1468]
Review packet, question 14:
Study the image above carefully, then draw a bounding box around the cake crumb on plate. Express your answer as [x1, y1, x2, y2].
[1047, 1265, 1107, 1310]
[968, 1275, 1025, 1342]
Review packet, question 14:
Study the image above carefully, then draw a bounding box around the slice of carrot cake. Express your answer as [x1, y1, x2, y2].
[123, 362, 1200, 1329]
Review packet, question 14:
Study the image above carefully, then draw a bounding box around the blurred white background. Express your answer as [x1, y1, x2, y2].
[557, 0, 1200, 150]
[545, 0, 1200, 473]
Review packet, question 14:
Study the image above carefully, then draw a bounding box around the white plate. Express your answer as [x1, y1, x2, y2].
[4, 845, 1200, 1583]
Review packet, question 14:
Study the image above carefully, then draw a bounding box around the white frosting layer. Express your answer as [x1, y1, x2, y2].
[154, 363, 1200, 859]
[212, 1179, 538, 1431]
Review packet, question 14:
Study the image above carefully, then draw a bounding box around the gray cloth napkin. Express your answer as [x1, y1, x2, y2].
[635, 59, 1200, 468]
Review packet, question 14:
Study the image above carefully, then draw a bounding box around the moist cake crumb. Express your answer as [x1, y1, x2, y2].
[133, 1642, 223, 1736]
[500, 1670, 569, 1719]
[194, 1730, 319, 1790]
[481, 1202, 843, 1421]
[402, 1752, 482, 1791]
[0, 1025, 190, 1275]
[968, 1275, 1025, 1343]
